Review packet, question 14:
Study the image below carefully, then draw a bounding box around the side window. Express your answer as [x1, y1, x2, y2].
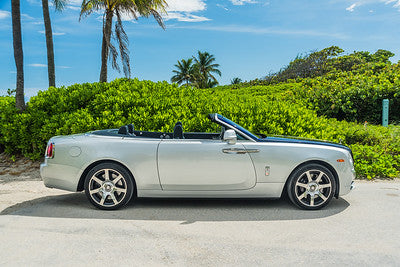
[236, 133, 247, 140]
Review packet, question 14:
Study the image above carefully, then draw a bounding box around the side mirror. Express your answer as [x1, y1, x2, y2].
[223, 129, 237, 145]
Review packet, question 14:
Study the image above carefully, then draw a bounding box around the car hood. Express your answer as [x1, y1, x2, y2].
[258, 136, 352, 153]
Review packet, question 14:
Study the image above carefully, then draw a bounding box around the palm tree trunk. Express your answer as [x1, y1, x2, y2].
[99, 10, 113, 83]
[11, 0, 25, 110]
[42, 0, 56, 87]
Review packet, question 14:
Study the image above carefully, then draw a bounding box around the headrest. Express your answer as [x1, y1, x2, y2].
[127, 124, 134, 134]
[173, 122, 184, 139]
[118, 125, 129, 135]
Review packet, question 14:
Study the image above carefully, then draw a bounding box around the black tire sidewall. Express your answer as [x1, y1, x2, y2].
[287, 164, 336, 210]
[84, 162, 135, 210]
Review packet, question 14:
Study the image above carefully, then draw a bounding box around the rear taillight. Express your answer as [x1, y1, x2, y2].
[45, 142, 55, 158]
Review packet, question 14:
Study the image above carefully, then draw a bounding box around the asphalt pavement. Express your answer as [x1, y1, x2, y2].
[0, 180, 399, 266]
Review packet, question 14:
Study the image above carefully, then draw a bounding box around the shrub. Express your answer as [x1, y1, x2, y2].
[0, 78, 399, 178]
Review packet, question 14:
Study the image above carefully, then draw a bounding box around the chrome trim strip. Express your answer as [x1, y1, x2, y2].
[350, 181, 355, 190]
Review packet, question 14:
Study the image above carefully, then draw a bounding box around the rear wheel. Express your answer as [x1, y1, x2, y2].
[84, 163, 134, 210]
[287, 164, 336, 210]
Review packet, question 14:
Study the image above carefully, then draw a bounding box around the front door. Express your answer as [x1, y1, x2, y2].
[157, 139, 256, 191]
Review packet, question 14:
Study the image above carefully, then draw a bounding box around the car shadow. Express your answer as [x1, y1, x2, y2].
[0, 193, 350, 223]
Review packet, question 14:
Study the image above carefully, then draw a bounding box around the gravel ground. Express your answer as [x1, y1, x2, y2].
[0, 153, 41, 183]
[1, 154, 400, 266]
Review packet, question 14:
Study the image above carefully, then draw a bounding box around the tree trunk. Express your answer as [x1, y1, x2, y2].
[11, 0, 25, 110]
[42, 0, 56, 87]
[99, 10, 113, 83]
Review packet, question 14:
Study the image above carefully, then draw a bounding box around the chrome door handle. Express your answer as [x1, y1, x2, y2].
[245, 149, 260, 153]
[222, 148, 260, 154]
[222, 148, 247, 154]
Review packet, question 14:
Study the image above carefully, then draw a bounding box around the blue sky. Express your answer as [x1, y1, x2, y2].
[1, 0, 400, 98]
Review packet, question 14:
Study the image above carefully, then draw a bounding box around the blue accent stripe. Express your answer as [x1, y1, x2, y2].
[258, 136, 351, 152]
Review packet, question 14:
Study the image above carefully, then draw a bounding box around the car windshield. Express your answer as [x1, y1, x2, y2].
[217, 114, 259, 140]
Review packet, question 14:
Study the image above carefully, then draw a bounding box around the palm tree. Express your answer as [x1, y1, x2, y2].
[80, 0, 168, 83]
[171, 58, 195, 86]
[206, 79, 218, 88]
[192, 51, 221, 89]
[41, 0, 67, 87]
[231, 77, 242, 84]
[11, 0, 25, 110]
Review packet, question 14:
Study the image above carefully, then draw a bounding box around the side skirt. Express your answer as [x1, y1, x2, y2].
[137, 183, 285, 198]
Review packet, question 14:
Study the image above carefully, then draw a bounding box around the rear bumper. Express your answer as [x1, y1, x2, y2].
[40, 162, 81, 192]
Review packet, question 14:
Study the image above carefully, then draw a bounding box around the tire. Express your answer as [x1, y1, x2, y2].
[84, 163, 135, 210]
[287, 163, 336, 210]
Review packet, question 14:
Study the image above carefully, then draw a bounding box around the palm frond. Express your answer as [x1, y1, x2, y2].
[115, 9, 131, 78]
[108, 39, 120, 73]
[192, 51, 221, 88]
[52, 0, 68, 11]
[79, 0, 103, 20]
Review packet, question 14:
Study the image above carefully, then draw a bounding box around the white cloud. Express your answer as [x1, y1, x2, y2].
[0, 10, 10, 20]
[66, 0, 83, 10]
[346, 3, 357, 11]
[169, 24, 347, 39]
[166, 0, 206, 12]
[29, 63, 47, 68]
[28, 63, 71, 69]
[70, 0, 210, 23]
[163, 0, 209, 22]
[230, 0, 258, 5]
[216, 4, 229, 11]
[38, 30, 66, 36]
[165, 12, 210, 22]
[69, 0, 83, 5]
[21, 13, 35, 20]
[118, 12, 139, 22]
[27, 0, 41, 6]
[68, 6, 81, 11]
[344, 1, 400, 12]
[385, 0, 400, 9]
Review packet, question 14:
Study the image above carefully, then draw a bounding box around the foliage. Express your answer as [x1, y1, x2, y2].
[171, 58, 195, 86]
[0, 79, 399, 179]
[227, 47, 400, 124]
[79, 0, 167, 81]
[231, 77, 242, 84]
[265, 46, 344, 83]
[298, 63, 400, 123]
[171, 51, 221, 88]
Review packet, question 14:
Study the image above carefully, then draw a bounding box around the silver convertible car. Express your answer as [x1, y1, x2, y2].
[41, 113, 355, 210]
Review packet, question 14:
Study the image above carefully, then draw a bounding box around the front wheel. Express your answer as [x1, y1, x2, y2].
[287, 164, 336, 210]
[84, 163, 134, 210]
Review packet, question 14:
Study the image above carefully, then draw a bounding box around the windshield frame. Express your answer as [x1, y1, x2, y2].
[211, 114, 259, 142]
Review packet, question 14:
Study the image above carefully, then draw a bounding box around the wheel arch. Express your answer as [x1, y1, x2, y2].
[281, 160, 340, 199]
[77, 159, 137, 197]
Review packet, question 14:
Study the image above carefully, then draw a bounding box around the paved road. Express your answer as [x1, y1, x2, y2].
[0, 180, 399, 266]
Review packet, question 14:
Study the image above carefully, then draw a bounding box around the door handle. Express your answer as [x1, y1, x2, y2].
[222, 148, 260, 154]
[245, 149, 260, 153]
[222, 148, 246, 154]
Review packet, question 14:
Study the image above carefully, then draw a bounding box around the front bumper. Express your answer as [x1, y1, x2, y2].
[350, 180, 355, 190]
[338, 165, 356, 196]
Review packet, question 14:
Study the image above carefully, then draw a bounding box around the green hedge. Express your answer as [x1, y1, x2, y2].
[230, 62, 400, 124]
[0, 78, 399, 179]
[299, 64, 400, 124]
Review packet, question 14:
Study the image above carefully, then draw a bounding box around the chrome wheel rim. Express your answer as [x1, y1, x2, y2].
[88, 169, 128, 207]
[294, 169, 332, 207]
